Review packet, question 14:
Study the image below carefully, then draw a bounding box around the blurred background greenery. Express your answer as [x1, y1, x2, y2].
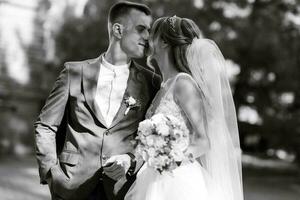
[1, 0, 299, 163]
[0, 0, 300, 199]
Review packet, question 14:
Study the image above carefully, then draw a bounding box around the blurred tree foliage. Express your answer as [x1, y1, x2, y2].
[50, 0, 300, 162]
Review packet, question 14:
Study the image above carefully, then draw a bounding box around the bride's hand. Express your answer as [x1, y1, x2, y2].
[181, 153, 194, 165]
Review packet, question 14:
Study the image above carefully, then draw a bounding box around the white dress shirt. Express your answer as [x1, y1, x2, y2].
[95, 57, 130, 127]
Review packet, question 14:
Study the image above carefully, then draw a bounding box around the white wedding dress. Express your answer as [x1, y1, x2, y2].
[125, 39, 243, 200]
[125, 73, 221, 200]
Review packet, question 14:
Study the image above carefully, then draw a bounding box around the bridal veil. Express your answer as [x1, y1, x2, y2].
[186, 38, 244, 200]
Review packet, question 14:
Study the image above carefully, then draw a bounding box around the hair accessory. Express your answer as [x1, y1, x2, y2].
[167, 15, 177, 32]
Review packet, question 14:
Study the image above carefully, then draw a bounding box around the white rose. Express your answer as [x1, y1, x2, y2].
[148, 157, 162, 169]
[171, 137, 189, 152]
[147, 147, 157, 158]
[158, 155, 171, 168]
[156, 123, 170, 136]
[151, 113, 166, 125]
[145, 135, 156, 147]
[170, 149, 185, 162]
[154, 136, 167, 148]
[138, 119, 153, 136]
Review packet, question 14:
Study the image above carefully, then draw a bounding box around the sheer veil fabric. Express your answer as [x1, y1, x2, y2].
[186, 38, 244, 200]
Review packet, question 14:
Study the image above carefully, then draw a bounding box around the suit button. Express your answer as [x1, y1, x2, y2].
[102, 155, 108, 162]
[104, 130, 110, 135]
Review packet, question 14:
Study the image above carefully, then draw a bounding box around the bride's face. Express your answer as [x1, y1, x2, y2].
[149, 34, 166, 62]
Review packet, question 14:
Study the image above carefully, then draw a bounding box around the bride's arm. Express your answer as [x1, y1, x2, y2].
[174, 75, 210, 159]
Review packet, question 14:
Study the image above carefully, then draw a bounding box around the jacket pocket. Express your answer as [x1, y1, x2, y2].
[59, 151, 80, 166]
[50, 164, 71, 199]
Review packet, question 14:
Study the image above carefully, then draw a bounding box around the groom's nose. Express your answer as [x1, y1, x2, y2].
[142, 30, 150, 40]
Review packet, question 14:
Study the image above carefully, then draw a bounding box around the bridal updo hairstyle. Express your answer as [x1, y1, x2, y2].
[149, 16, 202, 74]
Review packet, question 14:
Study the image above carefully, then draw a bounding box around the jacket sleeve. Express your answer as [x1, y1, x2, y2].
[34, 64, 70, 184]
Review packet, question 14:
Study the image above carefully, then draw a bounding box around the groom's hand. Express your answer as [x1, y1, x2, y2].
[103, 154, 131, 181]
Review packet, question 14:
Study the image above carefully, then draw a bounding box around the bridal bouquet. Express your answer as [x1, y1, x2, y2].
[135, 113, 190, 173]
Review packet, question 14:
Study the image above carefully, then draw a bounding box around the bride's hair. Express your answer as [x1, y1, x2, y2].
[148, 16, 202, 74]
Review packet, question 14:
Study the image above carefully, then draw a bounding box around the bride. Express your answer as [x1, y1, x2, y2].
[124, 16, 244, 200]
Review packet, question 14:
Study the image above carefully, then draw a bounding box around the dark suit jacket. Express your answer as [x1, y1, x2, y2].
[34, 55, 161, 200]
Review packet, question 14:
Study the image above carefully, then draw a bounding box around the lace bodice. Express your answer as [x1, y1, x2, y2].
[146, 74, 192, 133]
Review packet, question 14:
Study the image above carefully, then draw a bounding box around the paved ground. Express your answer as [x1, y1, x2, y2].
[0, 156, 299, 200]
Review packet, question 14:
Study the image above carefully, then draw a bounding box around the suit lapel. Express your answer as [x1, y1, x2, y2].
[82, 55, 108, 127]
[109, 61, 139, 129]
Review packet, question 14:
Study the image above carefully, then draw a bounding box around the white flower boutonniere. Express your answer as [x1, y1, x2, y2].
[124, 96, 141, 115]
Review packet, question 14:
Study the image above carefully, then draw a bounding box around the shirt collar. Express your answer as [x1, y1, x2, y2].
[102, 56, 131, 72]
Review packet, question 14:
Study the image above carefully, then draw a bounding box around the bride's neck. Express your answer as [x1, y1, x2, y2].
[158, 54, 179, 82]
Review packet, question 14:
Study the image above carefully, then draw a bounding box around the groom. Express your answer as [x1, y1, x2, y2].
[34, 1, 160, 199]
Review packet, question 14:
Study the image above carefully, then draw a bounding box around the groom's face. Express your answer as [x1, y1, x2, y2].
[120, 9, 152, 58]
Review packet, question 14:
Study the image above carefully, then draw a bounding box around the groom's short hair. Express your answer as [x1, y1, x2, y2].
[108, 1, 151, 23]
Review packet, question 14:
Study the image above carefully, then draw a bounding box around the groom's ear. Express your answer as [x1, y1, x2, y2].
[112, 23, 123, 39]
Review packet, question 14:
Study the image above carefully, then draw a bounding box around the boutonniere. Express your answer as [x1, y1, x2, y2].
[124, 96, 141, 115]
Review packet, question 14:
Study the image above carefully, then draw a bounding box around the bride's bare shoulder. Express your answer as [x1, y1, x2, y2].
[173, 73, 201, 102]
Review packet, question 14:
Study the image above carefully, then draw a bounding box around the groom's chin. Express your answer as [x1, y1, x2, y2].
[133, 51, 146, 59]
